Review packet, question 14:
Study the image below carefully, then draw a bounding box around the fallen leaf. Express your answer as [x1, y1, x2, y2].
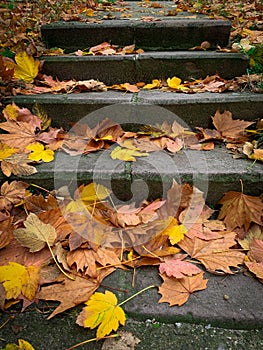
[38, 275, 99, 318]
[249, 238, 263, 263]
[76, 290, 126, 339]
[178, 233, 245, 273]
[158, 273, 208, 306]
[159, 258, 202, 278]
[14, 213, 57, 252]
[101, 331, 140, 350]
[0, 143, 18, 161]
[162, 219, 187, 245]
[26, 142, 54, 162]
[0, 180, 28, 210]
[0, 262, 39, 300]
[238, 224, 263, 250]
[13, 51, 40, 83]
[245, 261, 263, 282]
[1, 153, 37, 177]
[218, 191, 263, 231]
[212, 110, 253, 140]
[111, 146, 149, 161]
[0, 219, 14, 249]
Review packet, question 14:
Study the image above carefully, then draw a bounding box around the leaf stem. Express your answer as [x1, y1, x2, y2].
[66, 334, 119, 349]
[118, 284, 156, 307]
[46, 241, 75, 281]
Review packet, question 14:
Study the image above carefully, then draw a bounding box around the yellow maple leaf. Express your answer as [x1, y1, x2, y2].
[0, 143, 18, 161]
[142, 79, 161, 89]
[0, 262, 39, 300]
[80, 182, 110, 203]
[26, 142, 54, 162]
[3, 339, 35, 350]
[167, 76, 188, 91]
[76, 290, 126, 339]
[111, 146, 148, 161]
[13, 51, 40, 83]
[162, 218, 188, 245]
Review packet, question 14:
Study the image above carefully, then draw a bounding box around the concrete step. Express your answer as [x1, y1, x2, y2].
[41, 15, 231, 52]
[3, 145, 262, 205]
[41, 51, 249, 84]
[6, 91, 263, 130]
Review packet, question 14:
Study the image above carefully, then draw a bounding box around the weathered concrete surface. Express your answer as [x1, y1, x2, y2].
[1, 312, 263, 350]
[41, 2, 231, 51]
[5, 91, 263, 130]
[42, 51, 248, 84]
[1, 146, 262, 205]
[103, 267, 263, 329]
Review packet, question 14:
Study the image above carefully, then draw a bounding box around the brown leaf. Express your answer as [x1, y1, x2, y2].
[24, 194, 58, 214]
[0, 56, 14, 81]
[0, 219, 14, 250]
[0, 181, 28, 210]
[159, 258, 203, 278]
[249, 239, 263, 263]
[38, 275, 99, 318]
[244, 261, 263, 282]
[218, 191, 263, 231]
[1, 153, 37, 177]
[0, 120, 37, 151]
[158, 273, 208, 306]
[212, 110, 253, 140]
[178, 233, 244, 273]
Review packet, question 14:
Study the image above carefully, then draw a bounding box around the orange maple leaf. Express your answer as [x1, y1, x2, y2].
[158, 273, 208, 306]
[218, 191, 263, 231]
[159, 258, 202, 278]
[178, 233, 245, 273]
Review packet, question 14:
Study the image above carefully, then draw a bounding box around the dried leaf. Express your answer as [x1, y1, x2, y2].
[178, 233, 244, 273]
[111, 146, 148, 161]
[0, 181, 28, 210]
[245, 261, 263, 281]
[158, 273, 208, 306]
[212, 110, 253, 140]
[76, 290, 126, 339]
[14, 213, 57, 252]
[159, 258, 202, 278]
[1, 153, 37, 177]
[218, 191, 263, 231]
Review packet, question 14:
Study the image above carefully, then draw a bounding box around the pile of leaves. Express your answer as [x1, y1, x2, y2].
[0, 176, 263, 343]
[0, 102, 262, 179]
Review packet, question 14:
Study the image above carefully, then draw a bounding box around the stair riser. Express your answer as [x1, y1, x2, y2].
[42, 53, 249, 84]
[2, 149, 263, 206]
[6, 92, 263, 130]
[41, 20, 231, 51]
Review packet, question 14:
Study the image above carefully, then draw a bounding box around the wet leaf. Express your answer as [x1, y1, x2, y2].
[13, 51, 40, 83]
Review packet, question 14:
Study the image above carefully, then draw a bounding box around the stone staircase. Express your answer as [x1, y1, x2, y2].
[4, 0, 263, 205]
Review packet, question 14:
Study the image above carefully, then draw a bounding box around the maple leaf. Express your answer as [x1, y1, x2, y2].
[212, 110, 253, 140]
[1, 153, 37, 177]
[78, 182, 110, 203]
[143, 79, 161, 89]
[111, 146, 149, 161]
[162, 219, 187, 245]
[159, 258, 203, 278]
[178, 233, 245, 273]
[218, 191, 263, 231]
[13, 51, 40, 83]
[76, 290, 126, 339]
[26, 142, 54, 162]
[244, 261, 263, 282]
[0, 181, 28, 210]
[0, 143, 17, 161]
[14, 213, 57, 252]
[158, 273, 208, 306]
[38, 270, 112, 318]
[0, 120, 37, 151]
[238, 224, 263, 250]
[0, 262, 39, 300]
[167, 76, 182, 89]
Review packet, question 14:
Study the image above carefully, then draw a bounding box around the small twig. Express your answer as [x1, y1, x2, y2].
[118, 284, 156, 307]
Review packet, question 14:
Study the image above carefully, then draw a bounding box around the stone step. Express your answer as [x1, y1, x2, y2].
[6, 91, 263, 130]
[41, 51, 249, 84]
[41, 15, 231, 52]
[2, 145, 262, 205]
